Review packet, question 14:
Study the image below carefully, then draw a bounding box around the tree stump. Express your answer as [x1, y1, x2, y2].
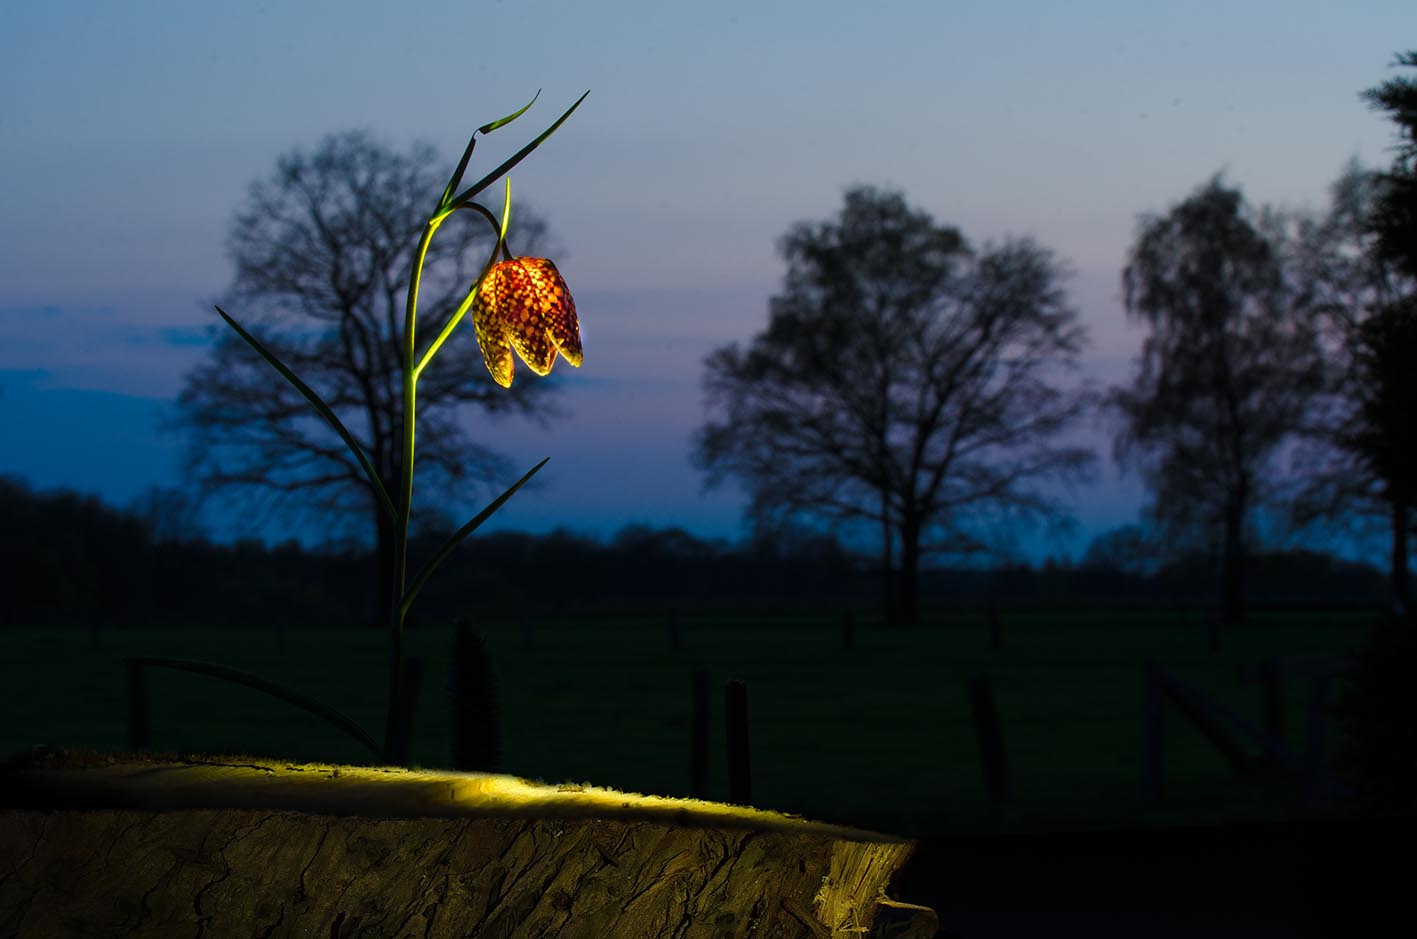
[0, 750, 936, 938]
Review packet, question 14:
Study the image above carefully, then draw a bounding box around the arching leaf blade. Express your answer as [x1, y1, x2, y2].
[449, 90, 589, 207]
[214, 305, 398, 524]
[439, 91, 542, 210]
[125, 657, 383, 761]
[478, 89, 541, 135]
[401, 457, 549, 615]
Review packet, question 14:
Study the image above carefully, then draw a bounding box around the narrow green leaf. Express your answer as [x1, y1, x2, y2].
[478, 89, 541, 136]
[449, 90, 589, 207]
[439, 91, 541, 210]
[214, 305, 398, 524]
[124, 657, 383, 761]
[440, 132, 479, 211]
[401, 457, 549, 615]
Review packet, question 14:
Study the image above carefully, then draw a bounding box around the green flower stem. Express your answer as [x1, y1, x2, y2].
[385, 176, 517, 758]
[175, 94, 585, 768]
[384, 216, 445, 760]
[384, 356, 416, 762]
[415, 183, 512, 380]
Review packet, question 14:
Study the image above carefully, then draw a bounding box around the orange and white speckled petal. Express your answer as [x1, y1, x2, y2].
[469, 257, 583, 387]
[471, 270, 516, 388]
[526, 258, 583, 367]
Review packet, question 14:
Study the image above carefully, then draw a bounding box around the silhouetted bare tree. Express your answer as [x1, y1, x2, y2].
[694, 186, 1096, 625]
[1113, 176, 1325, 626]
[173, 131, 562, 626]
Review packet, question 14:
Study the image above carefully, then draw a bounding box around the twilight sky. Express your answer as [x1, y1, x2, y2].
[2, 2, 1412, 562]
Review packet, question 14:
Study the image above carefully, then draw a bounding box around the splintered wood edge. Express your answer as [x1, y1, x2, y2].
[0, 751, 912, 845]
[815, 841, 917, 935]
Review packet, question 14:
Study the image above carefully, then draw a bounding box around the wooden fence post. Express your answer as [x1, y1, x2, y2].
[448, 624, 502, 772]
[126, 660, 150, 751]
[967, 676, 1010, 810]
[842, 611, 854, 650]
[725, 679, 751, 806]
[1143, 660, 1163, 803]
[1207, 610, 1221, 653]
[667, 610, 681, 651]
[690, 669, 709, 798]
[989, 606, 1002, 651]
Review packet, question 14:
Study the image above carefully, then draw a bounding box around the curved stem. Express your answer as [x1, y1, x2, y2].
[405, 218, 445, 354]
[458, 202, 513, 261]
[413, 235, 504, 380]
[384, 216, 443, 760]
[460, 201, 504, 240]
[415, 182, 513, 380]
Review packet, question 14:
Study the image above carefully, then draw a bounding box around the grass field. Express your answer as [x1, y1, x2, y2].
[0, 608, 1377, 839]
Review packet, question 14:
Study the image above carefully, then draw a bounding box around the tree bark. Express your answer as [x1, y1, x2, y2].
[897, 517, 921, 628]
[880, 503, 896, 627]
[1221, 497, 1246, 628]
[0, 751, 931, 939]
[1391, 496, 1410, 614]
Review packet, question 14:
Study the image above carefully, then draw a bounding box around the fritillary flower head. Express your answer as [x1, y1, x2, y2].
[471, 257, 583, 388]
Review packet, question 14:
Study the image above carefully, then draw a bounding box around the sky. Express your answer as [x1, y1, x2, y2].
[2, 1, 1413, 564]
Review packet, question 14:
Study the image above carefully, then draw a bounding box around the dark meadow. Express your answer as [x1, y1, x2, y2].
[4, 43, 1417, 939]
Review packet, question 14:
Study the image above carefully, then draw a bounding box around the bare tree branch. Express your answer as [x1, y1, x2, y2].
[694, 187, 1096, 624]
[171, 131, 565, 625]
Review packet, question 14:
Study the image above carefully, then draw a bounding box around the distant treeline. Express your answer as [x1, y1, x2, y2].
[0, 476, 1389, 629]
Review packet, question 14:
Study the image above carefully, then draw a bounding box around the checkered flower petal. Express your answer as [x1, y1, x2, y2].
[470, 257, 582, 388]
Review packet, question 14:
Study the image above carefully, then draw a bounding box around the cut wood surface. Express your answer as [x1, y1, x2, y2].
[0, 750, 937, 938]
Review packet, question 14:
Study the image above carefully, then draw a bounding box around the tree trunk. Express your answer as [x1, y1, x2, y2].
[1221, 499, 1246, 628]
[897, 517, 921, 628]
[880, 504, 897, 626]
[1391, 496, 1410, 615]
[0, 751, 933, 939]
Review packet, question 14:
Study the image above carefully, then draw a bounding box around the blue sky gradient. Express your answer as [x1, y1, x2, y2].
[2, 2, 1412, 561]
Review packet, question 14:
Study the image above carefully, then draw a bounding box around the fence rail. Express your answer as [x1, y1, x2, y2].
[119, 625, 1359, 823]
[1144, 656, 1353, 806]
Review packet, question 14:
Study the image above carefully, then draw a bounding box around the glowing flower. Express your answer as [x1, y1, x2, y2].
[471, 257, 583, 388]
